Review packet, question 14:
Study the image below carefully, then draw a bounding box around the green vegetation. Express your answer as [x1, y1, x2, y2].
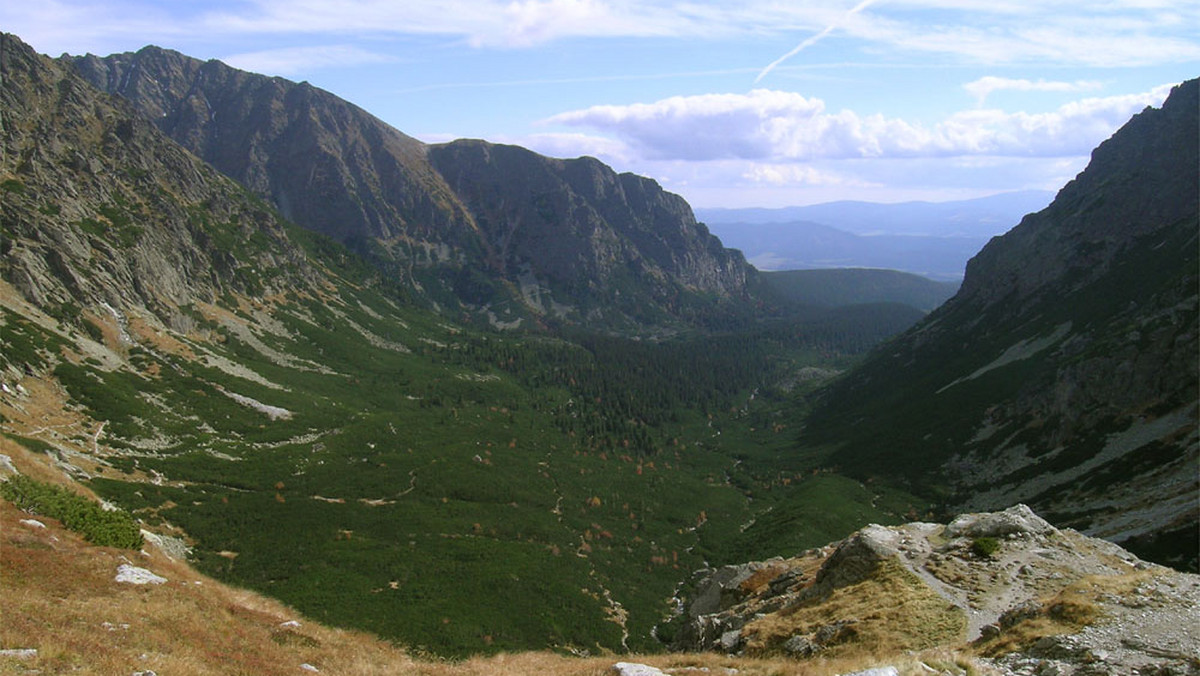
[1, 216, 931, 657]
[761, 268, 959, 312]
[0, 475, 143, 549]
[971, 536, 1001, 558]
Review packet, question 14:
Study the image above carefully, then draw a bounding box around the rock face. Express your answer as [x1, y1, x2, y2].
[1, 33, 313, 327]
[669, 506, 1200, 676]
[802, 79, 1199, 569]
[67, 46, 756, 330]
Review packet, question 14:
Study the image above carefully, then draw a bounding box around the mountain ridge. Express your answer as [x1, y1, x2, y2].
[68, 45, 757, 332]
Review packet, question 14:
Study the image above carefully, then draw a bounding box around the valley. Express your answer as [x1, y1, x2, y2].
[0, 28, 1196, 675]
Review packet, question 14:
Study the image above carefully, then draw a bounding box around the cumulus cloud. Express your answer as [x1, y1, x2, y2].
[963, 76, 1105, 106]
[546, 84, 1175, 162]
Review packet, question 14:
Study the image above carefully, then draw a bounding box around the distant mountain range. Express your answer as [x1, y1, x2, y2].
[697, 191, 1055, 280]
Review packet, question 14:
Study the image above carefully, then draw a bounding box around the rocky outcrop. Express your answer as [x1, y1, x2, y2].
[802, 80, 1199, 569]
[669, 506, 1200, 675]
[1, 33, 313, 327]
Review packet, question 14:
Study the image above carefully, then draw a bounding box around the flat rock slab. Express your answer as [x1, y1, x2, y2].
[115, 564, 167, 585]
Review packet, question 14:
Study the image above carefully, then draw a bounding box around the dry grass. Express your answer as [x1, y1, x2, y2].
[973, 571, 1150, 658]
[741, 558, 967, 659]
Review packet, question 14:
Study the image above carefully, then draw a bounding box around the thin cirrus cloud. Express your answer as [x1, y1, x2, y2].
[963, 77, 1106, 107]
[4, 0, 1197, 65]
[544, 85, 1175, 163]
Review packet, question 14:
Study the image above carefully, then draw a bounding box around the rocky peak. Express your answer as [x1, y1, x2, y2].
[70, 45, 474, 245]
[427, 140, 751, 307]
[957, 78, 1199, 313]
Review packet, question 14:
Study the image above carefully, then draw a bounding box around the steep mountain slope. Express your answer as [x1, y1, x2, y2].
[1, 36, 318, 326]
[68, 46, 756, 330]
[426, 140, 752, 326]
[801, 79, 1199, 570]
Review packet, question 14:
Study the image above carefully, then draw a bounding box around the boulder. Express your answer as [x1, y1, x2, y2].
[813, 524, 900, 591]
[944, 504, 1055, 539]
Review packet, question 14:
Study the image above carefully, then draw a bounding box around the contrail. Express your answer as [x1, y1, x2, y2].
[755, 0, 879, 84]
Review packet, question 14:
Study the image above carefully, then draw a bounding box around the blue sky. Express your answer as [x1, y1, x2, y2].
[4, 1, 1197, 207]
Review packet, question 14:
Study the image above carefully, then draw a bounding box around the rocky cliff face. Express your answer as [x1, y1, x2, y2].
[1, 33, 312, 329]
[426, 140, 752, 324]
[802, 79, 1199, 570]
[68, 47, 755, 330]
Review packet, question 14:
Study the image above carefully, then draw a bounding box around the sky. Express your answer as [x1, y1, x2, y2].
[3, 1, 1198, 208]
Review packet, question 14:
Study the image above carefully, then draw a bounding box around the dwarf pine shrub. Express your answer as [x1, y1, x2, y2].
[0, 475, 142, 549]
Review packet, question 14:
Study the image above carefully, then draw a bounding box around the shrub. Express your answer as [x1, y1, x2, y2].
[0, 475, 143, 549]
[971, 536, 1001, 558]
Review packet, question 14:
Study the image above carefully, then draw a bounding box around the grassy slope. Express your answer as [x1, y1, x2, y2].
[0, 452, 973, 676]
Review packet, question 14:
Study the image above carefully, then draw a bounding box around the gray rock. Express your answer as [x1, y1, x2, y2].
[115, 564, 167, 585]
[944, 504, 1056, 539]
[782, 635, 820, 657]
[611, 663, 666, 676]
[839, 668, 899, 676]
[813, 524, 900, 591]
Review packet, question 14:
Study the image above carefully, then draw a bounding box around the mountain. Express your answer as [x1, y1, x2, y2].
[760, 269, 959, 312]
[4, 26, 1196, 665]
[68, 46, 755, 331]
[801, 79, 1199, 570]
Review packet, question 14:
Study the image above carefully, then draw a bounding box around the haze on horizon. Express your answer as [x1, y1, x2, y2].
[3, 1, 1196, 209]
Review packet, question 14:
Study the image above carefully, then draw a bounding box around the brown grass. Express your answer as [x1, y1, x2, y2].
[741, 558, 966, 659]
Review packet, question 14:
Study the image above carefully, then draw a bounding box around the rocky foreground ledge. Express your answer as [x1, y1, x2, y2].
[663, 505, 1199, 675]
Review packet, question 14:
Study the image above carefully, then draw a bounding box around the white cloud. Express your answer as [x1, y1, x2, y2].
[742, 164, 877, 187]
[222, 45, 395, 76]
[963, 77, 1105, 106]
[497, 132, 634, 163]
[546, 84, 1175, 162]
